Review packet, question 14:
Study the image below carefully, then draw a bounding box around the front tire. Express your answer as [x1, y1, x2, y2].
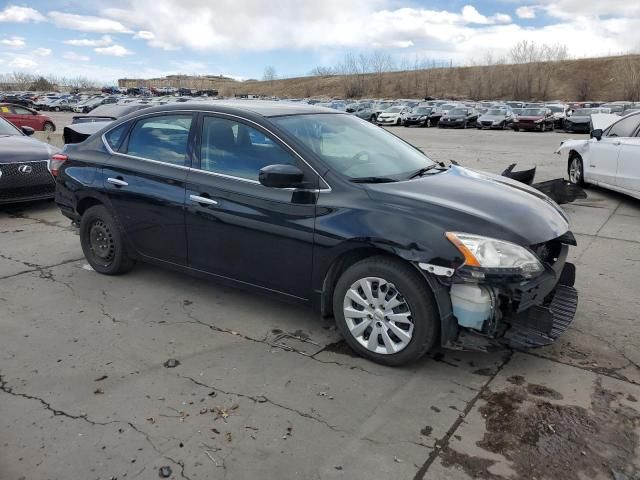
[568, 154, 586, 186]
[80, 205, 135, 275]
[333, 256, 439, 366]
[43, 122, 55, 132]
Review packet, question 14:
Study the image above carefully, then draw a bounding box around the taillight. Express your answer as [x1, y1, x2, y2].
[49, 153, 68, 177]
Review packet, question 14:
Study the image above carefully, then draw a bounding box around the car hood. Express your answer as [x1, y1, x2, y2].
[479, 115, 505, 121]
[0, 134, 59, 163]
[517, 115, 544, 121]
[567, 115, 590, 123]
[365, 165, 569, 246]
[378, 112, 400, 118]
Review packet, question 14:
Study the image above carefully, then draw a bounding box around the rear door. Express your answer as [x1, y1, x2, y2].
[11, 106, 38, 129]
[1, 105, 20, 127]
[590, 115, 640, 186]
[103, 113, 194, 265]
[185, 114, 319, 299]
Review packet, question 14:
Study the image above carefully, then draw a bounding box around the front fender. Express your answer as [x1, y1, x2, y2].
[555, 138, 588, 155]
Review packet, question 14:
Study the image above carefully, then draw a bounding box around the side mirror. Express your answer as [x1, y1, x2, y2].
[259, 164, 304, 189]
[591, 128, 603, 141]
[21, 126, 35, 136]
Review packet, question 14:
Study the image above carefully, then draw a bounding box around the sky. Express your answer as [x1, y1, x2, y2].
[0, 0, 639, 85]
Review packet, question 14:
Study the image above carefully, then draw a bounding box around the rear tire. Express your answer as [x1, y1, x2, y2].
[80, 205, 135, 275]
[43, 122, 55, 132]
[333, 255, 439, 366]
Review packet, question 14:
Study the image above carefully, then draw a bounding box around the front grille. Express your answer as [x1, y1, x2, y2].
[482, 121, 492, 126]
[0, 161, 55, 201]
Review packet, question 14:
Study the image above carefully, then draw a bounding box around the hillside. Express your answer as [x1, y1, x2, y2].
[226, 54, 640, 102]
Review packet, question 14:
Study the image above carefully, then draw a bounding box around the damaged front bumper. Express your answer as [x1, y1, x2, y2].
[432, 233, 578, 352]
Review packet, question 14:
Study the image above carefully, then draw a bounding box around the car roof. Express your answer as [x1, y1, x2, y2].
[122, 100, 340, 118]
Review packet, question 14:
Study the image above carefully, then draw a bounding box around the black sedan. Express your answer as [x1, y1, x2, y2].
[52, 102, 577, 365]
[438, 107, 479, 128]
[403, 106, 438, 127]
[0, 117, 58, 204]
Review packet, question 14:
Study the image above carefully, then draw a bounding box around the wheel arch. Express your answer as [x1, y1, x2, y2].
[317, 244, 454, 347]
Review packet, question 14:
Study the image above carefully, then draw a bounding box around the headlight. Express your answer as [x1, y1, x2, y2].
[446, 232, 543, 277]
[535, 119, 543, 123]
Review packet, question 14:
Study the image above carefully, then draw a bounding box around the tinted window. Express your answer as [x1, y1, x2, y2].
[199, 116, 295, 181]
[13, 106, 32, 115]
[126, 114, 192, 165]
[105, 123, 129, 150]
[607, 115, 640, 138]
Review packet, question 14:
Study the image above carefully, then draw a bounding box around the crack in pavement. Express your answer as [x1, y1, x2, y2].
[182, 375, 346, 433]
[5, 211, 74, 231]
[0, 256, 84, 281]
[412, 351, 514, 480]
[570, 325, 640, 372]
[178, 305, 382, 376]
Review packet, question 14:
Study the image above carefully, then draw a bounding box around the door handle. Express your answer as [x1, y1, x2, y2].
[189, 194, 218, 206]
[107, 177, 128, 187]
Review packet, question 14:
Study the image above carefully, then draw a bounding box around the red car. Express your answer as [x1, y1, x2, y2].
[0, 103, 56, 132]
[513, 107, 555, 132]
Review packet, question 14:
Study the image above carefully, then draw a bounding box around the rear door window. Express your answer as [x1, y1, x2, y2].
[125, 114, 193, 166]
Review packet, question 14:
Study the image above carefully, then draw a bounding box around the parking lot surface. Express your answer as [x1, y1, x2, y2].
[2, 126, 640, 480]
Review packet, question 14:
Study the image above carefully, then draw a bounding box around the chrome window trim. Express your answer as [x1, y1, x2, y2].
[101, 108, 332, 192]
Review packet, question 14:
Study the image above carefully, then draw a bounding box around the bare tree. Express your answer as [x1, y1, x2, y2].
[309, 66, 335, 76]
[617, 55, 640, 101]
[370, 51, 395, 94]
[263, 65, 277, 82]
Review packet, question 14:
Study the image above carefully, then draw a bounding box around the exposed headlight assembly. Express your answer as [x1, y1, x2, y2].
[446, 232, 543, 278]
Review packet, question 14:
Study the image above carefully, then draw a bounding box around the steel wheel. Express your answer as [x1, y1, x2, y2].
[569, 156, 583, 184]
[89, 219, 115, 263]
[342, 277, 414, 355]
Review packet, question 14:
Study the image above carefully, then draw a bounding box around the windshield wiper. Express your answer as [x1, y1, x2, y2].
[349, 176, 398, 183]
[408, 165, 442, 179]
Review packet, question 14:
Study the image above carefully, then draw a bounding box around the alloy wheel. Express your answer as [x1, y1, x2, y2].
[342, 277, 414, 355]
[569, 157, 582, 184]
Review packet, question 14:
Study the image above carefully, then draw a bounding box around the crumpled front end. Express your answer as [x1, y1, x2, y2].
[432, 231, 578, 352]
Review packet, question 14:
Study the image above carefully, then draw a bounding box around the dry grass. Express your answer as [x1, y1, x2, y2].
[221, 54, 640, 101]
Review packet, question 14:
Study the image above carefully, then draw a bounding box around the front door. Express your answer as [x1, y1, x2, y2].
[617, 137, 640, 194]
[103, 113, 194, 265]
[591, 114, 640, 186]
[185, 114, 318, 299]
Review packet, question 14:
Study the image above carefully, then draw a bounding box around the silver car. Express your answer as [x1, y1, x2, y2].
[476, 108, 515, 130]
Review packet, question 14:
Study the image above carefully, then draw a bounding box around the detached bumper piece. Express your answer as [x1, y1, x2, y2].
[505, 284, 578, 349]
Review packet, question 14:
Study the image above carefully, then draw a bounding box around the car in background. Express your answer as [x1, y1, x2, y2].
[546, 104, 569, 129]
[47, 98, 78, 112]
[376, 106, 411, 126]
[600, 102, 633, 116]
[0, 103, 56, 131]
[34, 96, 59, 111]
[64, 103, 153, 143]
[563, 107, 611, 133]
[404, 106, 439, 127]
[476, 108, 515, 129]
[74, 97, 107, 113]
[52, 101, 577, 365]
[348, 103, 377, 122]
[557, 111, 640, 200]
[0, 95, 35, 109]
[0, 117, 58, 204]
[513, 108, 555, 132]
[438, 107, 478, 129]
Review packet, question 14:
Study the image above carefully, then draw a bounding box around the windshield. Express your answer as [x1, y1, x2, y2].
[386, 107, 402, 113]
[272, 114, 436, 179]
[486, 109, 505, 115]
[573, 109, 592, 116]
[413, 107, 431, 114]
[0, 117, 22, 135]
[522, 108, 545, 116]
[547, 106, 564, 112]
[448, 108, 467, 115]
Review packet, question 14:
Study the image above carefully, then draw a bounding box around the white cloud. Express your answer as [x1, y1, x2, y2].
[8, 56, 37, 69]
[133, 30, 154, 40]
[63, 51, 91, 62]
[49, 12, 131, 33]
[461, 6, 511, 25]
[94, 44, 133, 56]
[516, 6, 536, 19]
[0, 5, 45, 23]
[64, 35, 113, 47]
[33, 48, 52, 57]
[1, 36, 25, 48]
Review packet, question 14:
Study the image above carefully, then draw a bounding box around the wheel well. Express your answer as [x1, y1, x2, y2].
[320, 247, 401, 317]
[76, 197, 102, 216]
